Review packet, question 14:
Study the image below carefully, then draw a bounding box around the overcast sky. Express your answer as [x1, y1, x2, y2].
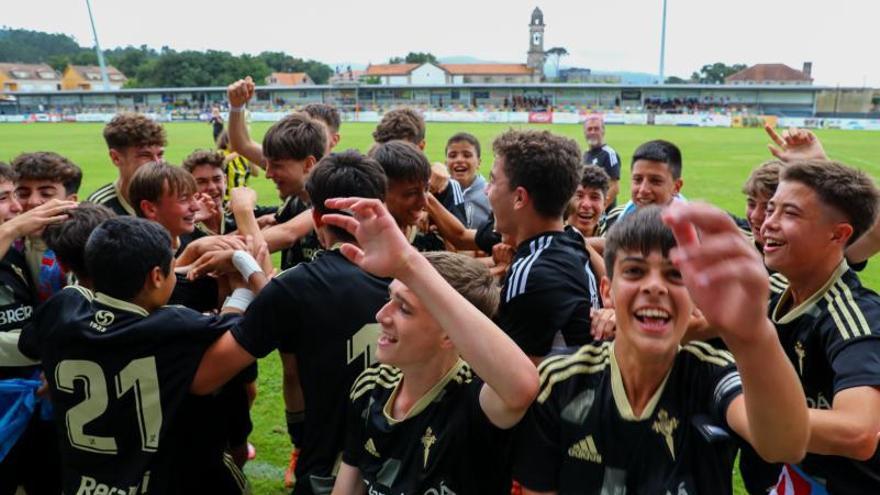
[5, 0, 878, 87]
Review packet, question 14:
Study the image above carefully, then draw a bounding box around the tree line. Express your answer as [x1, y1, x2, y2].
[0, 28, 334, 86]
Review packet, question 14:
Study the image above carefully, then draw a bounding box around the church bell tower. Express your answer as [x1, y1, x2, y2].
[527, 7, 546, 79]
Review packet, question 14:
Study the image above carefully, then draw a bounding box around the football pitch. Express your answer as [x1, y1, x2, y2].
[1, 121, 879, 494]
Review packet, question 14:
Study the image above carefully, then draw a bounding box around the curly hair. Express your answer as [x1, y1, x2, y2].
[103, 113, 167, 150]
[11, 151, 83, 195]
[492, 129, 582, 218]
[580, 165, 610, 195]
[372, 108, 425, 145]
[182, 149, 226, 172]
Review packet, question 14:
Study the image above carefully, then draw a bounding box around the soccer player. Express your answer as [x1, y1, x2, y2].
[319, 197, 538, 495]
[601, 140, 686, 236]
[0, 163, 75, 495]
[513, 205, 809, 494]
[42, 203, 116, 290]
[486, 129, 598, 361]
[86, 113, 166, 216]
[11, 151, 82, 301]
[373, 108, 468, 224]
[445, 132, 491, 228]
[369, 140, 450, 252]
[566, 166, 610, 238]
[182, 149, 237, 236]
[17, 216, 266, 494]
[186, 150, 390, 495]
[582, 114, 622, 210]
[742, 160, 880, 494]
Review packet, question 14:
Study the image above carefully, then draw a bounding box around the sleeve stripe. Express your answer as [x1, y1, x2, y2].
[538, 344, 610, 383]
[451, 180, 465, 204]
[713, 372, 742, 406]
[824, 281, 870, 340]
[682, 344, 734, 367]
[86, 183, 115, 202]
[687, 340, 735, 363]
[505, 236, 552, 302]
[835, 280, 871, 337]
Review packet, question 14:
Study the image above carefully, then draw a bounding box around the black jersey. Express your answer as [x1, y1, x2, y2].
[0, 247, 37, 379]
[344, 360, 513, 495]
[18, 286, 238, 494]
[743, 261, 880, 493]
[584, 145, 622, 181]
[474, 216, 502, 253]
[435, 179, 469, 225]
[497, 230, 598, 357]
[275, 197, 323, 270]
[514, 341, 743, 494]
[232, 249, 389, 494]
[86, 181, 137, 217]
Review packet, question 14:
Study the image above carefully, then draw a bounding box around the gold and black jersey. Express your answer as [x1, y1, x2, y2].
[514, 341, 742, 495]
[743, 261, 880, 493]
[344, 360, 513, 495]
[232, 250, 389, 494]
[0, 247, 37, 379]
[274, 197, 323, 270]
[86, 181, 136, 217]
[18, 286, 239, 494]
[223, 152, 251, 201]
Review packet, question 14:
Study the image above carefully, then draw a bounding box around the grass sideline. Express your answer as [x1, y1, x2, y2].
[1, 122, 878, 494]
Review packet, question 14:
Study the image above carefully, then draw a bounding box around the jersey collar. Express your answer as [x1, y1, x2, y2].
[113, 179, 137, 216]
[94, 291, 149, 317]
[610, 342, 674, 421]
[382, 358, 467, 424]
[772, 259, 849, 324]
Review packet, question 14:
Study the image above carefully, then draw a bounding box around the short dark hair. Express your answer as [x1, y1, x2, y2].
[43, 203, 116, 278]
[580, 166, 611, 195]
[604, 206, 676, 278]
[129, 162, 196, 217]
[631, 140, 683, 179]
[85, 216, 173, 300]
[742, 160, 783, 198]
[373, 108, 426, 145]
[781, 160, 880, 245]
[215, 129, 230, 150]
[368, 140, 431, 185]
[11, 152, 83, 195]
[446, 132, 481, 158]
[492, 129, 581, 218]
[103, 113, 167, 150]
[424, 251, 499, 318]
[305, 150, 387, 242]
[302, 103, 341, 133]
[182, 149, 225, 173]
[0, 162, 18, 184]
[262, 112, 327, 162]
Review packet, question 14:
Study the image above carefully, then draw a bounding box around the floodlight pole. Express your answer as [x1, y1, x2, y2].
[658, 0, 668, 85]
[85, 0, 111, 90]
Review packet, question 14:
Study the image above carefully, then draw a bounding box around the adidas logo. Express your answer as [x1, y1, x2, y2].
[568, 435, 602, 463]
[364, 438, 380, 458]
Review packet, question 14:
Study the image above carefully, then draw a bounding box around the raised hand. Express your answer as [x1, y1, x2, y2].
[765, 123, 828, 162]
[662, 202, 770, 347]
[321, 197, 418, 279]
[3, 199, 76, 237]
[227, 76, 255, 108]
[229, 186, 258, 213]
[429, 162, 450, 195]
[193, 193, 219, 223]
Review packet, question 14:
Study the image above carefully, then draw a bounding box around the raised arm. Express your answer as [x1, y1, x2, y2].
[227, 77, 266, 167]
[663, 202, 808, 464]
[323, 197, 539, 429]
[261, 207, 315, 253]
[425, 193, 478, 250]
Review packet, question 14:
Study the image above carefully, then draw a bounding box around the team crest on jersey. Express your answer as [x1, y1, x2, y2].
[90, 310, 115, 332]
[652, 409, 679, 460]
[567, 434, 602, 463]
[421, 427, 437, 468]
[364, 438, 380, 458]
[794, 341, 806, 376]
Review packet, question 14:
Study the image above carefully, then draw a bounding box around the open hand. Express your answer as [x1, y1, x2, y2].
[765, 123, 828, 162]
[6, 199, 76, 237]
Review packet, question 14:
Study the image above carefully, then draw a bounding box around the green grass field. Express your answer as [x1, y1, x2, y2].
[1, 122, 878, 494]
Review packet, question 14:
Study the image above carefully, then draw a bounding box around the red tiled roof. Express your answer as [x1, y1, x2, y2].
[725, 64, 811, 83]
[364, 64, 421, 76]
[0, 63, 59, 80]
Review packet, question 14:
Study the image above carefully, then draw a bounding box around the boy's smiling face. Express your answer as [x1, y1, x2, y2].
[601, 249, 693, 356]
